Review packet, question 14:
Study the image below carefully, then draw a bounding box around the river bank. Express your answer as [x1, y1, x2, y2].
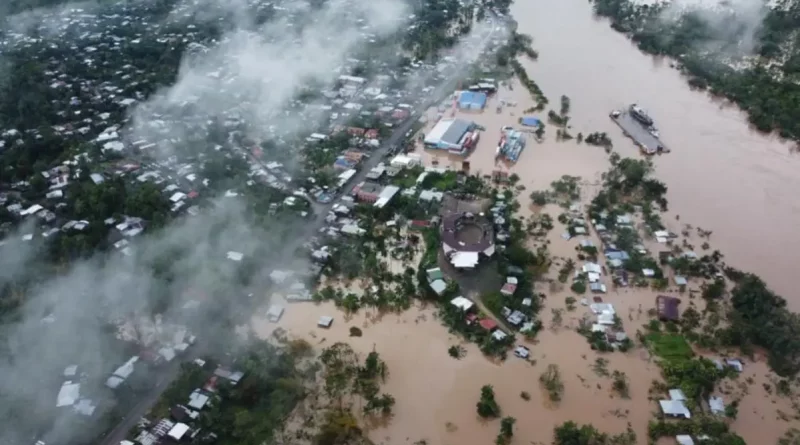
[506, 0, 800, 311]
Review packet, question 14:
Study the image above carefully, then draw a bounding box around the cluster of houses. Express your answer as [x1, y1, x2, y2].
[55, 365, 97, 418]
[106, 323, 197, 389]
[129, 360, 244, 445]
[450, 296, 511, 342]
[309, 155, 466, 265]
[0, 1, 514, 444]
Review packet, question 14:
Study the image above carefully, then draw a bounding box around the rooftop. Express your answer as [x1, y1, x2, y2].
[424, 118, 474, 146]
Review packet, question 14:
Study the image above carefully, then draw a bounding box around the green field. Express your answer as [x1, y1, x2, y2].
[646, 332, 693, 362]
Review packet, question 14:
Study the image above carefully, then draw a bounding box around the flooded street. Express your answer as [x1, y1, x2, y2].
[507, 0, 800, 308]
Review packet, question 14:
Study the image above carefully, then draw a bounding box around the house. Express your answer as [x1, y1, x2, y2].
[506, 310, 525, 326]
[318, 316, 334, 328]
[478, 319, 498, 331]
[500, 282, 517, 296]
[167, 423, 190, 441]
[354, 182, 383, 203]
[491, 330, 508, 341]
[659, 399, 691, 419]
[450, 296, 474, 312]
[366, 165, 386, 180]
[426, 268, 447, 295]
[214, 368, 244, 385]
[419, 189, 444, 202]
[708, 396, 725, 415]
[513, 345, 530, 358]
[457, 91, 488, 110]
[374, 185, 400, 209]
[64, 365, 78, 378]
[724, 358, 744, 372]
[675, 435, 695, 445]
[57, 381, 81, 407]
[188, 390, 209, 410]
[656, 295, 681, 322]
[74, 399, 97, 416]
[266, 305, 284, 322]
[341, 223, 365, 236]
[590, 282, 607, 293]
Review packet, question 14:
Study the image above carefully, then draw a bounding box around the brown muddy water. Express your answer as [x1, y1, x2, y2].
[253, 301, 659, 445]
[505, 0, 800, 309]
[427, 0, 800, 308]
[251, 0, 800, 441]
[252, 206, 797, 444]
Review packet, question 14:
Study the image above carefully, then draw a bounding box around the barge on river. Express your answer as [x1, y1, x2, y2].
[609, 104, 670, 155]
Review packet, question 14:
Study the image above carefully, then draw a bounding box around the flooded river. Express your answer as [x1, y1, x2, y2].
[506, 0, 800, 308]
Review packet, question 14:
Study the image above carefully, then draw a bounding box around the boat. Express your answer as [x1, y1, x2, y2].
[629, 103, 654, 127]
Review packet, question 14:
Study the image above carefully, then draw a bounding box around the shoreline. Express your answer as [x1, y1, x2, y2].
[505, 0, 800, 311]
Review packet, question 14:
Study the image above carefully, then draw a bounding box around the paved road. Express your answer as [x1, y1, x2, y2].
[96, 347, 204, 445]
[292, 24, 501, 245]
[96, 22, 500, 445]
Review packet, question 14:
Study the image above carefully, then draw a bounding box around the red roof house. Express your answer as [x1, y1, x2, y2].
[478, 319, 498, 331]
[500, 283, 517, 296]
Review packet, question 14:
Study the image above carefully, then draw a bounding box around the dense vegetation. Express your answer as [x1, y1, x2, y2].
[723, 273, 800, 376]
[148, 340, 308, 445]
[552, 421, 636, 445]
[591, 0, 800, 142]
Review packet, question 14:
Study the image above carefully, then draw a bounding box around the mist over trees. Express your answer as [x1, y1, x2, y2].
[590, 0, 800, 143]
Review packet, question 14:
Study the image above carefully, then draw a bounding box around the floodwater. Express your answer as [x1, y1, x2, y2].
[253, 301, 659, 444]
[252, 204, 797, 444]
[429, 0, 800, 309]
[251, 0, 800, 440]
[511, 0, 800, 308]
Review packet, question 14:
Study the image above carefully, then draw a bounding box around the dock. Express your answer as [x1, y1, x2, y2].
[609, 110, 669, 154]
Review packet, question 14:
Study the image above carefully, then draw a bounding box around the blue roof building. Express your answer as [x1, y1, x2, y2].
[458, 91, 487, 110]
[520, 116, 541, 127]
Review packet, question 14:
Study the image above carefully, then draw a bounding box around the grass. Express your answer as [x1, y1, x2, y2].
[646, 332, 693, 362]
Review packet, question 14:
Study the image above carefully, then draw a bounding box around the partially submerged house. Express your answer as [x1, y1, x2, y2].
[708, 396, 725, 415]
[266, 305, 284, 322]
[318, 316, 334, 328]
[656, 295, 681, 322]
[659, 389, 691, 419]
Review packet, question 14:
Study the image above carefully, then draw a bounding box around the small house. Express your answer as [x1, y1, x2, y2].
[167, 423, 190, 442]
[659, 399, 691, 419]
[478, 319, 498, 331]
[708, 396, 725, 415]
[318, 316, 334, 328]
[656, 295, 681, 322]
[188, 390, 209, 410]
[506, 310, 525, 326]
[450, 296, 475, 312]
[266, 305, 284, 323]
[491, 330, 508, 341]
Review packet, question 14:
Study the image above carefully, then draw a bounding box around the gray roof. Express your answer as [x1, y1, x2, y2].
[441, 119, 473, 145]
